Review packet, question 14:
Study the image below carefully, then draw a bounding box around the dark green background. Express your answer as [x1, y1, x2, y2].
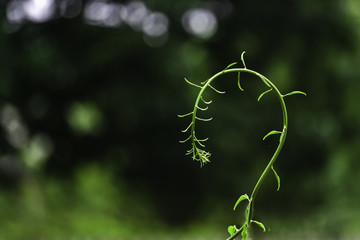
[1, 0, 360, 239]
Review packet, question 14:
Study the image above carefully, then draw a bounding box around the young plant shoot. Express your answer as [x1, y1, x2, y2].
[178, 52, 306, 240]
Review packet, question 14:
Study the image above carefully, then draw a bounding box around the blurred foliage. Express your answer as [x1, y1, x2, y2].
[0, 0, 360, 239]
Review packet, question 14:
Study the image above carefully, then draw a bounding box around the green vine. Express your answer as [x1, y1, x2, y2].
[178, 52, 306, 240]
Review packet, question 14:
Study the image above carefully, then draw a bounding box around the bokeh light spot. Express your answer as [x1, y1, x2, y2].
[6, 0, 26, 24]
[84, 0, 124, 27]
[22, 0, 55, 23]
[142, 12, 169, 37]
[123, 1, 148, 30]
[182, 8, 218, 39]
[0, 104, 29, 149]
[22, 134, 53, 169]
[6, 0, 55, 24]
[60, 0, 82, 18]
[67, 102, 103, 135]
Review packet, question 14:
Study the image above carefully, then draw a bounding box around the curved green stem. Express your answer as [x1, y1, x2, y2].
[219, 69, 288, 240]
[224, 71, 288, 240]
[179, 60, 305, 239]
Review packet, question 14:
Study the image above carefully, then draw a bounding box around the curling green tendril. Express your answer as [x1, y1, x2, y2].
[178, 52, 306, 240]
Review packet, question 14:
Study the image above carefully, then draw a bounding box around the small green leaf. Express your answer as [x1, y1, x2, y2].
[271, 165, 281, 191]
[263, 130, 282, 140]
[181, 122, 193, 133]
[257, 88, 272, 101]
[224, 62, 237, 71]
[195, 140, 205, 148]
[195, 137, 209, 142]
[209, 84, 226, 94]
[196, 105, 208, 111]
[228, 225, 237, 236]
[184, 78, 202, 88]
[282, 91, 307, 97]
[179, 135, 191, 143]
[237, 72, 244, 91]
[195, 116, 213, 122]
[251, 220, 266, 232]
[186, 148, 194, 155]
[241, 51, 247, 69]
[260, 76, 271, 88]
[195, 137, 209, 147]
[233, 194, 249, 210]
[178, 112, 193, 118]
[194, 136, 208, 147]
[200, 96, 212, 105]
[200, 79, 209, 85]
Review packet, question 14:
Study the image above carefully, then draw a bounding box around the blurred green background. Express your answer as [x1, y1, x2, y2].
[0, 0, 360, 239]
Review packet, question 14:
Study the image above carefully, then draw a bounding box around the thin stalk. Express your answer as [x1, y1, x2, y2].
[248, 76, 288, 209]
[201, 69, 286, 238]
[181, 63, 304, 239]
[216, 70, 288, 240]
